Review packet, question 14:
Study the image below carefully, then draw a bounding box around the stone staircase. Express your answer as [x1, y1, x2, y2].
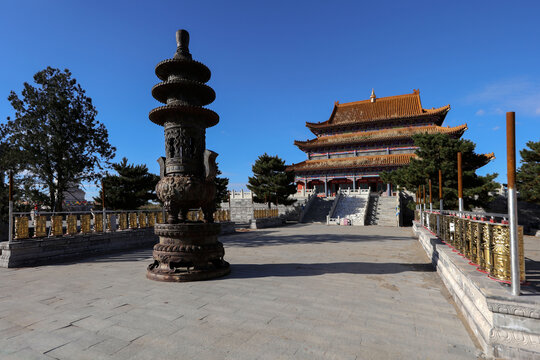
[366, 195, 398, 226]
[300, 197, 334, 223]
[332, 195, 368, 225]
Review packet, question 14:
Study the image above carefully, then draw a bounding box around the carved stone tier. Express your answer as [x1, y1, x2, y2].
[147, 223, 230, 282]
[149, 104, 219, 127]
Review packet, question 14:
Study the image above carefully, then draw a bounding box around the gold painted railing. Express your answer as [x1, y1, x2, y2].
[417, 210, 525, 283]
[186, 210, 230, 222]
[253, 209, 279, 219]
[12, 209, 231, 240]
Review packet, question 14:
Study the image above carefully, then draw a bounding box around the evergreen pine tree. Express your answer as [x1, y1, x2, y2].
[93, 157, 159, 210]
[380, 133, 498, 210]
[214, 165, 229, 208]
[517, 140, 540, 204]
[3, 67, 115, 211]
[247, 153, 296, 208]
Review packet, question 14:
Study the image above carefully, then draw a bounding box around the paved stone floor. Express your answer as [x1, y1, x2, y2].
[0, 224, 479, 359]
[525, 235, 540, 292]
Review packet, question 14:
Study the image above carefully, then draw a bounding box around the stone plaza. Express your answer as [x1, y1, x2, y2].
[0, 224, 480, 359]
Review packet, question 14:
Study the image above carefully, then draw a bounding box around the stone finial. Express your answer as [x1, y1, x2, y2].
[175, 29, 192, 59]
[370, 88, 376, 103]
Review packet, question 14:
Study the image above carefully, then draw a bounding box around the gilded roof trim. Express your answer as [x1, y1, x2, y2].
[305, 90, 450, 130]
[288, 153, 417, 172]
[294, 124, 467, 149]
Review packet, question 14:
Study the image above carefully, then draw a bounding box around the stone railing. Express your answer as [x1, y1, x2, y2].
[327, 188, 370, 226]
[360, 188, 372, 226]
[229, 190, 253, 199]
[339, 188, 370, 196]
[417, 210, 525, 284]
[298, 193, 316, 223]
[293, 189, 314, 198]
[10, 209, 231, 240]
[326, 193, 341, 225]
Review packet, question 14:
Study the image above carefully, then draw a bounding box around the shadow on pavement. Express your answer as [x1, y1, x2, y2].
[222, 231, 412, 247]
[63, 247, 154, 264]
[225, 261, 435, 279]
[524, 258, 540, 294]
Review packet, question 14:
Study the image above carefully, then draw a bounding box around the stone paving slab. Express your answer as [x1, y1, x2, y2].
[0, 224, 479, 359]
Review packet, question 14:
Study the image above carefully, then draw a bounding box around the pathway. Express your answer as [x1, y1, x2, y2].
[0, 224, 479, 359]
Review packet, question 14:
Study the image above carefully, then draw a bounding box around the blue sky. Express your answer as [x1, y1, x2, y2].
[1, 1, 539, 199]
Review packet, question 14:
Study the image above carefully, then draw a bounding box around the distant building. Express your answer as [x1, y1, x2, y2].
[288, 89, 466, 196]
[62, 183, 92, 211]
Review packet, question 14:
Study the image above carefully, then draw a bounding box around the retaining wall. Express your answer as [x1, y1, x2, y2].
[0, 228, 157, 268]
[0, 222, 237, 268]
[412, 222, 540, 359]
[249, 217, 284, 229]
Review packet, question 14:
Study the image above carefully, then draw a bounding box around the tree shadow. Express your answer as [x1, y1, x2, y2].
[524, 258, 540, 294]
[222, 230, 413, 247]
[224, 261, 435, 279]
[59, 247, 154, 264]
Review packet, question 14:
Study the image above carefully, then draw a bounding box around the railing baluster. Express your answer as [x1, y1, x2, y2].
[94, 213, 103, 233]
[81, 214, 91, 234]
[66, 214, 77, 235]
[51, 215, 63, 237]
[14, 216, 29, 240]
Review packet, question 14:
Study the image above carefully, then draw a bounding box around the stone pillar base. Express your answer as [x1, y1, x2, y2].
[147, 222, 230, 282]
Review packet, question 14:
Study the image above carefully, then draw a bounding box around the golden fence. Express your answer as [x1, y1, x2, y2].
[253, 209, 279, 219]
[186, 209, 231, 222]
[11, 209, 230, 240]
[418, 211, 525, 283]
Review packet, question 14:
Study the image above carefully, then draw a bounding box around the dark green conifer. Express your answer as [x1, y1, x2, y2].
[94, 158, 159, 210]
[247, 153, 296, 208]
[517, 140, 540, 204]
[380, 133, 498, 210]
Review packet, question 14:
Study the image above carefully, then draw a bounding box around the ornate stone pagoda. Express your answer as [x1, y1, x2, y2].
[288, 90, 467, 195]
[147, 29, 230, 282]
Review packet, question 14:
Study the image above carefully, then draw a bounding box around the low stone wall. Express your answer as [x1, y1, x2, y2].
[219, 221, 236, 235]
[412, 222, 540, 359]
[225, 195, 307, 224]
[0, 228, 158, 268]
[0, 222, 236, 268]
[229, 198, 253, 223]
[249, 217, 284, 229]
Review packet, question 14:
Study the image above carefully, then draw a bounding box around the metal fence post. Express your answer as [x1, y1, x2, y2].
[439, 169, 443, 211]
[458, 152, 463, 212]
[506, 112, 520, 296]
[101, 180, 106, 233]
[8, 171, 13, 243]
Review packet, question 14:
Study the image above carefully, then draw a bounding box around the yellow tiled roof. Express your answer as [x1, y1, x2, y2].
[306, 90, 450, 129]
[295, 124, 467, 149]
[287, 153, 417, 172]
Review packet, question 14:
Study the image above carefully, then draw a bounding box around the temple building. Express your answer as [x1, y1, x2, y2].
[288, 89, 467, 196]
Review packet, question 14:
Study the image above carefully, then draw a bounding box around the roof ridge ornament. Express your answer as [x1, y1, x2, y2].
[370, 88, 376, 103]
